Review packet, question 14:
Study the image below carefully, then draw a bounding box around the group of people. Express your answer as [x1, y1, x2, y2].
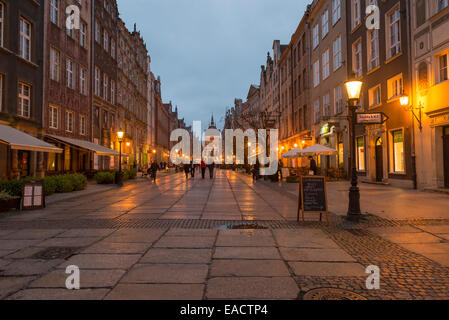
[183, 160, 215, 180]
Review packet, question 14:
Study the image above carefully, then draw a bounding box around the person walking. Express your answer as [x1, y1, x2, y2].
[309, 156, 318, 176]
[201, 160, 207, 179]
[150, 161, 158, 182]
[190, 161, 195, 178]
[252, 160, 260, 182]
[208, 162, 215, 179]
[183, 163, 190, 179]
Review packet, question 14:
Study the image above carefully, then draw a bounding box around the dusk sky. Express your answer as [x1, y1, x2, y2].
[117, 0, 310, 130]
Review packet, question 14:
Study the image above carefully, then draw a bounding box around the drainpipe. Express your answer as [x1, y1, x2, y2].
[405, 0, 418, 189]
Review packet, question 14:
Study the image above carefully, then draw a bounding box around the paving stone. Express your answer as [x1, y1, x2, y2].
[0, 229, 64, 240]
[141, 249, 212, 264]
[0, 230, 16, 238]
[57, 229, 115, 238]
[37, 237, 101, 248]
[82, 242, 151, 254]
[165, 229, 217, 237]
[401, 243, 449, 255]
[417, 225, 449, 234]
[0, 250, 15, 258]
[213, 247, 281, 260]
[121, 264, 208, 284]
[3, 247, 44, 259]
[29, 269, 126, 288]
[105, 284, 205, 300]
[273, 230, 339, 248]
[154, 236, 215, 248]
[103, 229, 166, 243]
[0, 240, 41, 251]
[280, 248, 356, 262]
[368, 226, 422, 235]
[0, 260, 12, 268]
[206, 277, 299, 299]
[216, 230, 275, 247]
[7, 288, 109, 300]
[58, 254, 141, 269]
[210, 260, 290, 277]
[0, 277, 35, 299]
[381, 232, 443, 244]
[288, 262, 366, 277]
[1, 259, 64, 276]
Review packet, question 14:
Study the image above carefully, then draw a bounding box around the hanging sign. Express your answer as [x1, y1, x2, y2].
[356, 112, 389, 125]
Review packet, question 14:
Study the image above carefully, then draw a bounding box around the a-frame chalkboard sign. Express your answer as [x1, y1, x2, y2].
[297, 176, 329, 224]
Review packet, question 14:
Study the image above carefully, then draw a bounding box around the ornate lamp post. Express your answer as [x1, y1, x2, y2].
[116, 129, 125, 186]
[344, 79, 363, 221]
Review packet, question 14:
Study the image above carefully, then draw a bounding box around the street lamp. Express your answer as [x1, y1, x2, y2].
[344, 79, 363, 221]
[116, 129, 125, 186]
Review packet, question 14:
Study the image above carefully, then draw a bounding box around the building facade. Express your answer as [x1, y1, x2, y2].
[0, 0, 46, 179]
[347, 0, 414, 188]
[43, 0, 92, 174]
[411, 0, 449, 189]
[309, 0, 350, 177]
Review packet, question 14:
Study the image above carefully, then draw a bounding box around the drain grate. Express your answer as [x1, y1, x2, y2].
[302, 288, 368, 300]
[217, 223, 269, 230]
[32, 247, 81, 260]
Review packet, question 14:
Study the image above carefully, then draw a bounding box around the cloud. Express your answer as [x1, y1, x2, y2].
[117, 0, 309, 128]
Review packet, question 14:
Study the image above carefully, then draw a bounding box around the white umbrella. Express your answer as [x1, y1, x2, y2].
[299, 144, 338, 157]
[281, 148, 302, 159]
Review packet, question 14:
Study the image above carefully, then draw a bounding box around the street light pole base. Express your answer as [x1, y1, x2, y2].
[347, 186, 361, 221]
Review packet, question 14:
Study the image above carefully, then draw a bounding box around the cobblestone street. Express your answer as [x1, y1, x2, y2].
[0, 170, 449, 300]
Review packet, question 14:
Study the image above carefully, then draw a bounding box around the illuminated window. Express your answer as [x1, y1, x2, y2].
[391, 130, 405, 173]
[387, 74, 403, 100]
[356, 136, 365, 171]
[66, 111, 74, 133]
[49, 105, 58, 129]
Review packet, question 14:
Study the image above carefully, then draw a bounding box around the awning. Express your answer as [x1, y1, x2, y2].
[46, 135, 120, 156]
[0, 125, 63, 153]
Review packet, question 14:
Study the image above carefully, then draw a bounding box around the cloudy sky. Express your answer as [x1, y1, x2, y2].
[117, 0, 309, 129]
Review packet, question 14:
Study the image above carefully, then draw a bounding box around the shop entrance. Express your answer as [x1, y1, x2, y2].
[375, 138, 384, 182]
[444, 127, 449, 188]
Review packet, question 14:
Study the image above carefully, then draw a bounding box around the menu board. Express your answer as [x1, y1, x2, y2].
[297, 176, 328, 224]
[22, 181, 45, 210]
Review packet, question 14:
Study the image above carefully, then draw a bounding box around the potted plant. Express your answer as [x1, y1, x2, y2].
[0, 191, 21, 212]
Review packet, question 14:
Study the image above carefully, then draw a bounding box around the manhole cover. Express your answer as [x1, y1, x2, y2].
[32, 247, 81, 260]
[303, 288, 368, 300]
[216, 223, 268, 230]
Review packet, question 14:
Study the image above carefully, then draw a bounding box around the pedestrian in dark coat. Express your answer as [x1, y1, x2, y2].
[183, 163, 190, 179]
[309, 156, 318, 176]
[201, 160, 207, 179]
[150, 161, 159, 182]
[252, 160, 260, 181]
[208, 162, 215, 179]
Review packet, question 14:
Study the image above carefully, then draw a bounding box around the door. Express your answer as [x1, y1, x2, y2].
[375, 138, 383, 182]
[444, 127, 449, 188]
[18, 151, 30, 178]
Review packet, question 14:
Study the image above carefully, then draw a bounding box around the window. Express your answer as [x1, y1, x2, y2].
[103, 73, 108, 100]
[333, 36, 342, 70]
[352, 0, 361, 30]
[387, 74, 403, 100]
[356, 136, 366, 171]
[387, 6, 401, 59]
[80, 115, 86, 135]
[322, 49, 330, 80]
[367, 29, 379, 71]
[50, 0, 59, 25]
[110, 79, 115, 104]
[391, 130, 405, 173]
[95, 20, 100, 43]
[18, 82, 31, 118]
[352, 40, 362, 77]
[49, 105, 58, 129]
[111, 38, 116, 59]
[50, 48, 60, 82]
[19, 18, 31, 61]
[416, 0, 426, 27]
[438, 0, 449, 12]
[314, 99, 321, 123]
[439, 54, 448, 83]
[313, 24, 319, 49]
[332, 0, 341, 25]
[0, 2, 4, 47]
[94, 67, 100, 95]
[369, 85, 381, 108]
[80, 21, 87, 48]
[0, 74, 3, 112]
[103, 30, 109, 52]
[80, 66, 87, 95]
[313, 60, 320, 87]
[334, 85, 343, 114]
[66, 111, 74, 133]
[321, 10, 329, 39]
[66, 59, 74, 89]
[323, 93, 330, 117]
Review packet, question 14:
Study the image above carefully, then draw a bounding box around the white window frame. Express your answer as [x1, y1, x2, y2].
[80, 20, 87, 48]
[389, 128, 405, 174]
[19, 18, 31, 61]
[386, 5, 401, 59]
[110, 79, 115, 104]
[334, 85, 343, 114]
[367, 29, 380, 71]
[322, 49, 330, 80]
[95, 20, 100, 43]
[321, 10, 329, 39]
[313, 60, 320, 87]
[18, 82, 31, 118]
[438, 53, 448, 83]
[80, 66, 87, 95]
[314, 99, 321, 124]
[356, 136, 366, 172]
[111, 38, 116, 59]
[352, 0, 361, 30]
[49, 105, 58, 129]
[50, 47, 60, 82]
[352, 39, 362, 78]
[103, 73, 108, 100]
[323, 93, 330, 117]
[387, 73, 403, 100]
[313, 24, 319, 49]
[94, 67, 100, 96]
[50, 0, 59, 25]
[333, 35, 342, 71]
[103, 29, 109, 52]
[368, 85, 381, 108]
[80, 114, 86, 135]
[66, 111, 74, 133]
[332, 0, 341, 25]
[438, 0, 449, 12]
[66, 59, 74, 89]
